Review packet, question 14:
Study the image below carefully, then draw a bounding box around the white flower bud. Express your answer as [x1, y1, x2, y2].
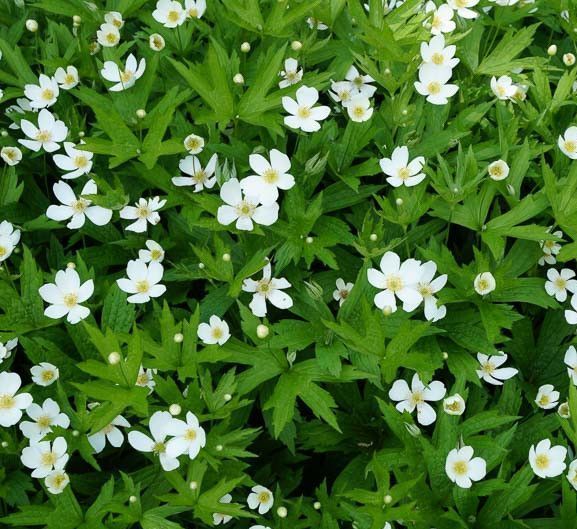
[222, 253, 231, 262]
[26, 19, 38, 32]
[198, 262, 205, 269]
[136, 109, 146, 119]
[313, 501, 321, 510]
[305, 236, 314, 244]
[241, 42, 251, 53]
[1, 441, 8, 448]
[291, 40, 302, 51]
[73, 15, 82, 26]
[66, 262, 76, 269]
[224, 393, 232, 401]
[256, 324, 269, 339]
[401, 109, 408, 116]
[108, 352, 121, 365]
[173, 333, 184, 343]
[169, 403, 181, 415]
[72, 430, 80, 437]
[129, 495, 137, 504]
[395, 198, 403, 206]
[384, 68, 391, 75]
[369, 233, 378, 241]
[382, 306, 393, 316]
[215, 444, 223, 451]
[277, 507, 288, 518]
[564, 53, 576, 66]
[558, 402, 571, 419]
[547, 44, 558, 56]
[189, 481, 198, 490]
[442, 351, 449, 360]
[233, 73, 244, 85]
[78, 131, 85, 138]
[383, 494, 392, 504]
[0, 131, 7, 138]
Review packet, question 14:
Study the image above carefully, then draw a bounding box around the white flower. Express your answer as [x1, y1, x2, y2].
[474, 272, 496, 295]
[367, 251, 423, 313]
[120, 196, 166, 232]
[279, 58, 303, 88]
[559, 127, 577, 160]
[539, 230, 562, 266]
[346, 95, 373, 122]
[52, 142, 93, 179]
[565, 294, 577, 325]
[476, 352, 518, 385]
[184, 133, 205, 154]
[389, 373, 446, 425]
[443, 394, 465, 415]
[242, 262, 293, 317]
[20, 398, 70, 441]
[490, 75, 517, 100]
[136, 366, 157, 393]
[117, 260, 166, 304]
[487, 159, 509, 181]
[139, 240, 165, 263]
[545, 268, 577, 302]
[53, 66, 79, 89]
[165, 411, 206, 459]
[19, 108, 68, 153]
[0, 221, 20, 262]
[6, 98, 35, 131]
[414, 64, 459, 105]
[96, 22, 120, 47]
[172, 154, 218, 192]
[128, 410, 180, 471]
[247, 485, 274, 514]
[197, 315, 231, 345]
[24, 74, 59, 109]
[0, 337, 18, 363]
[31, 362, 59, 387]
[415, 261, 447, 321]
[529, 439, 567, 478]
[149, 33, 166, 51]
[564, 346, 577, 384]
[213, 494, 233, 525]
[445, 446, 486, 488]
[21, 437, 68, 478]
[447, 0, 479, 19]
[217, 178, 279, 231]
[306, 17, 328, 30]
[332, 278, 354, 306]
[567, 460, 577, 490]
[152, 0, 186, 27]
[0, 372, 33, 427]
[46, 180, 112, 229]
[1, 146, 23, 166]
[104, 11, 124, 28]
[379, 146, 426, 188]
[282, 86, 331, 132]
[39, 267, 94, 324]
[420, 35, 459, 69]
[329, 80, 357, 105]
[45, 469, 70, 495]
[345, 66, 376, 97]
[240, 149, 295, 205]
[101, 54, 146, 92]
[185, 0, 206, 18]
[88, 414, 130, 454]
[425, 2, 456, 35]
[535, 384, 560, 410]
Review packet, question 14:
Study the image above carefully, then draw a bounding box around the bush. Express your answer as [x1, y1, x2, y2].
[1, 0, 577, 528]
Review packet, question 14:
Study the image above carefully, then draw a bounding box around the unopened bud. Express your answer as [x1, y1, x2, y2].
[277, 507, 288, 518]
[73, 15, 82, 26]
[136, 109, 146, 119]
[189, 480, 198, 490]
[256, 324, 269, 339]
[395, 198, 403, 206]
[233, 73, 244, 85]
[291, 40, 302, 51]
[222, 253, 231, 262]
[173, 333, 184, 343]
[382, 306, 393, 316]
[129, 495, 137, 503]
[66, 262, 76, 269]
[313, 501, 321, 510]
[215, 444, 223, 451]
[241, 42, 251, 53]
[547, 44, 558, 56]
[383, 494, 392, 504]
[169, 403, 181, 415]
[108, 352, 121, 365]
[26, 19, 38, 32]
[369, 233, 378, 241]
[224, 393, 232, 401]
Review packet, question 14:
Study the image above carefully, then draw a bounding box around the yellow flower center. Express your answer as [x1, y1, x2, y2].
[212, 327, 223, 340]
[554, 277, 567, 290]
[455, 0, 468, 7]
[0, 394, 15, 410]
[152, 36, 164, 49]
[564, 140, 577, 153]
[237, 201, 254, 217]
[446, 401, 461, 412]
[41, 451, 58, 466]
[135, 280, 150, 293]
[188, 7, 198, 17]
[152, 441, 166, 454]
[386, 275, 403, 292]
[72, 199, 88, 213]
[262, 168, 279, 184]
[452, 460, 468, 475]
[538, 395, 550, 406]
[0, 246, 6, 257]
[398, 167, 410, 180]
[37, 415, 52, 428]
[352, 105, 365, 118]
[120, 70, 134, 84]
[186, 137, 201, 150]
[150, 249, 162, 261]
[490, 165, 503, 177]
[194, 170, 207, 183]
[431, 14, 441, 29]
[477, 279, 489, 291]
[535, 454, 549, 470]
[258, 491, 271, 504]
[297, 106, 311, 119]
[4, 149, 17, 161]
[41, 370, 55, 383]
[427, 82, 441, 95]
[41, 89, 55, 101]
[167, 10, 180, 22]
[184, 428, 197, 441]
[106, 32, 118, 44]
[136, 373, 149, 386]
[137, 205, 150, 219]
[418, 284, 433, 297]
[51, 473, 67, 487]
[339, 289, 349, 299]
[257, 280, 271, 295]
[431, 52, 444, 65]
[286, 71, 298, 82]
[36, 130, 52, 142]
[74, 155, 88, 168]
[63, 293, 78, 308]
[482, 362, 495, 375]
[410, 390, 424, 406]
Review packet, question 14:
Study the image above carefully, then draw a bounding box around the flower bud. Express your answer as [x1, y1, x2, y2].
[1, 441, 8, 448]
[215, 444, 223, 451]
[241, 42, 251, 53]
[558, 402, 571, 419]
[277, 507, 288, 518]
[78, 131, 85, 138]
[233, 73, 244, 85]
[442, 351, 449, 360]
[369, 233, 378, 241]
[256, 324, 269, 339]
[382, 306, 393, 316]
[66, 262, 76, 269]
[72, 430, 80, 437]
[26, 19, 38, 32]
[547, 44, 558, 56]
[291, 40, 302, 51]
[108, 352, 121, 365]
[169, 403, 181, 415]
[222, 253, 231, 262]
[129, 495, 137, 504]
[383, 494, 392, 504]
[73, 15, 82, 26]
[313, 501, 321, 510]
[173, 333, 184, 343]
[198, 262, 205, 269]
[136, 109, 146, 119]
[189, 481, 198, 490]
[305, 236, 314, 244]
[224, 393, 232, 401]
[0, 131, 7, 138]
[395, 198, 403, 206]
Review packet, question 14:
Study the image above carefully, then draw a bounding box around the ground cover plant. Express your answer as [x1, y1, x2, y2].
[1, 0, 577, 527]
